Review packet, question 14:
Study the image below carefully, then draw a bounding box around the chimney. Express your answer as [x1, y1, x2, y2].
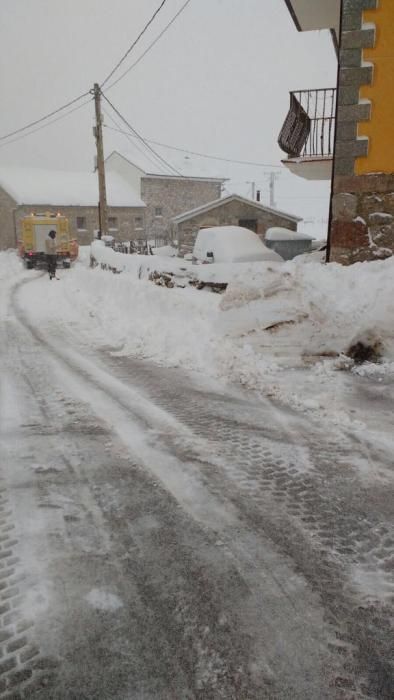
[256, 190, 261, 202]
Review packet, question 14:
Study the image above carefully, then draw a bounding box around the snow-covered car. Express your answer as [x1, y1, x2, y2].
[192, 226, 283, 264]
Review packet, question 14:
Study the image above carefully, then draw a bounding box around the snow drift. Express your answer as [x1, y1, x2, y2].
[2, 250, 394, 397]
[220, 256, 394, 363]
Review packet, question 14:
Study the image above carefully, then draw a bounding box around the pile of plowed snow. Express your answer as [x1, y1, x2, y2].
[219, 256, 394, 365]
[3, 250, 394, 393]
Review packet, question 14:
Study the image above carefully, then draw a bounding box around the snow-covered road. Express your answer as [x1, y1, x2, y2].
[0, 263, 393, 698]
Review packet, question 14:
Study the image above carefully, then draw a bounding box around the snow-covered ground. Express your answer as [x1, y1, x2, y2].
[1, 249, 393, 697]
[2, 248, 394, 427]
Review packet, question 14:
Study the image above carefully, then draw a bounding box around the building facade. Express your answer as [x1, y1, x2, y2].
[330, 0, 394, 263]
[0, 185, 17, 249]
[0, 156, 224, 249]
[141, 176, 223, 241]
[0, 166, 147, 249]
[281, 0, 394, 264]
[172, 194, 300, 255]
[13, 204, 146, 246]
[106, 152, 224, 243]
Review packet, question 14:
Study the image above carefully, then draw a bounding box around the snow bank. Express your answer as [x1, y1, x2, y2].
[293, 249, 326, 264]
[152, 245, 177, 257]
[90, 241, 283, 286]
[220, 256, 394, 364]
[90, 241, 191, 279]
[3, 250, 394, 403]
[0, 250, 25, 320]
[40, 263, 221, 372]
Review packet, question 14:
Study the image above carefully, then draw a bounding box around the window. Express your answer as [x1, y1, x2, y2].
[76, 216, 86, 230]
[135, 216, 143, 230]
[238, 219, 258, 233]
[108, 216, 118, 229]
[154, 207, 163, 217]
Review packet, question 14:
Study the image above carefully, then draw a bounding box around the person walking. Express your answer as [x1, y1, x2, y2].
[45, 229, 58, 279]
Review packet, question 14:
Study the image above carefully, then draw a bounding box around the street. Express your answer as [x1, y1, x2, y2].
[0, 273, 393, 699]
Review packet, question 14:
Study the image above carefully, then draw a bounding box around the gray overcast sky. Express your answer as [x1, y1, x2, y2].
[0, 0, 337, 236]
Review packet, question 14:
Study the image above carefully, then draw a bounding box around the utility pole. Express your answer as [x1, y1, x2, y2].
[267, 172, 280, 208]
[247, 181, 256, 200]
[93, 83, 108, 237]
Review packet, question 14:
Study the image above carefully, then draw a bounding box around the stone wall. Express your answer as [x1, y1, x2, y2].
[0, 187, 18, 249]
[141, 177, 222, 241]
[12, 205, 146, 247]
[332, 0, 377, 179]
[331, 174, 394, 263]
[175, 200, 298, 255]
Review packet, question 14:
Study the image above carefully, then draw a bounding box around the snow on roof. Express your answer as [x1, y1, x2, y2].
[265, 227, 314, 241]
[0, 166, 145, 207]
[106, 150, 225, 182]
[172, 194, 302, 224]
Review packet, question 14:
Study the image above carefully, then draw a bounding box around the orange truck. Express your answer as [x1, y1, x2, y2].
[18, 213, 79, 269]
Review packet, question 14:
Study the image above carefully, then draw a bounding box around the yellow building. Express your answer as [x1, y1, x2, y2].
[281, 0, 394, 264]
[356, 2, 394, 176]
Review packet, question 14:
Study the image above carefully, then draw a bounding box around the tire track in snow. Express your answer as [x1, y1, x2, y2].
[8, 274, 348, 698]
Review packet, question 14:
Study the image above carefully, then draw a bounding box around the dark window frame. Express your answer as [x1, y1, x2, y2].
[76, 216, 86, 230]
[108, 216, 118, 229]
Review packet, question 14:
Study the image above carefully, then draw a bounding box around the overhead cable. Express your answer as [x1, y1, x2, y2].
[101, 0, 169, 88]
[0, 98, 93, 150]
[0, 91, 91, 142]
[102, 107, 173, 175]
[104, 124, 284, 169]
[101, 93, 183, 176]
[106, 0, 193, 91]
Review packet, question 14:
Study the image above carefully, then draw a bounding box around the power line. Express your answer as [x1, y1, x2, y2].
[0, 97, 93, 149]
[106, 0, 193, 91]
[279, 195, 330, 199]
[104, 124, 285, 169]
[101, 0, 169, 88]
[0, 1, 193, 151]
[101, 92, 183, 176]
[0, 91, 90, 142]
[102, 107, 173, 175]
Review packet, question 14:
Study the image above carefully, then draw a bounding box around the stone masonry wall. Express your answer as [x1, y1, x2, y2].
[13, 205, 146, 247]
[141, 178, 222, 241]
[333, 0, 377, 178]
[331, 174, 394, 264]
[175, 200, 297, 255]
[0, 187, 18, 249]
[328, 0, 394, 264]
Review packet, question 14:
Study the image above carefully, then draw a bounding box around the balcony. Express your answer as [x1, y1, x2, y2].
[278, 88, 336, 180]
[284, 0, 341, 35]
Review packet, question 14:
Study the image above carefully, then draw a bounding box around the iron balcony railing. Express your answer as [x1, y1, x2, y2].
[278, 88, 336, 159]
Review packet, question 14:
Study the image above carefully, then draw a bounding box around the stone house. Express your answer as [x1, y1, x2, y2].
[0, 166, 146, 248]
[105, 151, 225, 242]
[171, 194, 301, 255]
[0, 154, 225, 249]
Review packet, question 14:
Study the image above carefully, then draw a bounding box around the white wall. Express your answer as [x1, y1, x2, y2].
[105, 152, 145, 196]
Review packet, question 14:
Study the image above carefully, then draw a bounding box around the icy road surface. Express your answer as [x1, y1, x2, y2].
[0, 271, 393, 699]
